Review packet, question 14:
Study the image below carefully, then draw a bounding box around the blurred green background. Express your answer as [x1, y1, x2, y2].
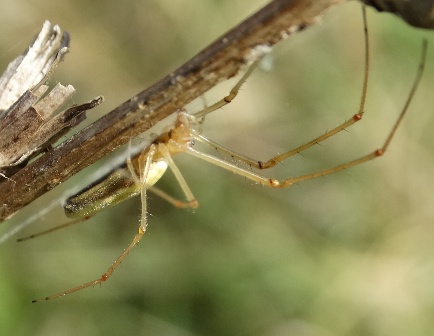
[1, 1, 434, 335]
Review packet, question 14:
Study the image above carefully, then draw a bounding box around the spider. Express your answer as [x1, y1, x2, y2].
[21, 7, 427, 302]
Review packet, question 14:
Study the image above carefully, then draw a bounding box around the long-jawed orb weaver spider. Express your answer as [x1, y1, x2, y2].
[21, 7, 427, 302]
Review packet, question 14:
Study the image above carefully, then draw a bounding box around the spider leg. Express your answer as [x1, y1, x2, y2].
[16, 216, 92, 242]
[149, 186, 198, 209]
[157, 145, 199, 209]
[32, 145, 158, 302]
[186, 38, 426, 188]
[193, 60, 260, 119]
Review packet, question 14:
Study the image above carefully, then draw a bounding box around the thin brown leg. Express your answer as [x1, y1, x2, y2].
[149, 186, 199, 209]
[16, 216, 91, 242]
[193, 60, 259, 119]
[258, 5, 369, 169]
[194, 7, 371, 170]
[32, 145, 159, 302]
[186, 38, 426, 188]
[32, 228, 145, 303]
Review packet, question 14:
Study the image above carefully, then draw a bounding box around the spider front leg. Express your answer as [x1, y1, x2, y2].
[194, 7, 370, 170]
[188, 39, 426, 189]
[194, 112, 363, 170]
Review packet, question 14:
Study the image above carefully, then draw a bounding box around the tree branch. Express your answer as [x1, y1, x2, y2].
[0, 0, 344, 222]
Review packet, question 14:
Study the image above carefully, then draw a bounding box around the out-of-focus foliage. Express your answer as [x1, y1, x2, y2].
[0, 1, 433, 335]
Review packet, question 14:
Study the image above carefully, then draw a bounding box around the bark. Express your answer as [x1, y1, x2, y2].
[0, 0, 345, 222]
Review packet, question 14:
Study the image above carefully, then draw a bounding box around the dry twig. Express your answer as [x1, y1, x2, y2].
[0, 0, 344, 222]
